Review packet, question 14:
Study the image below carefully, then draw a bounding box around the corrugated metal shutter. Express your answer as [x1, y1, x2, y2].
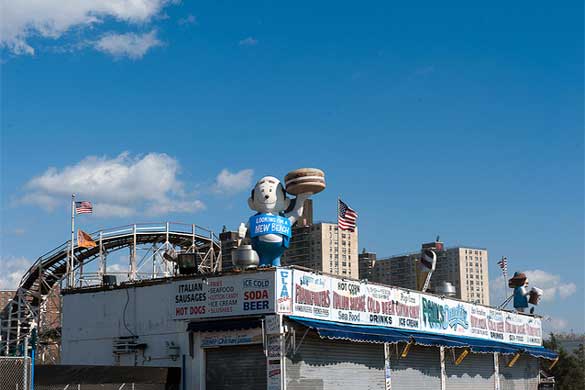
[206, 345, 267, 390]
[499, 354, 539, 390]
[389, 345, 441, 390]
[444, 349, 495, 390]
[286, 335, 384, 390]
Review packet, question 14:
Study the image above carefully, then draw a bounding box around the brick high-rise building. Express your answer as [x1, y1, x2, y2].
[219, 227, 239, 272]
[370, 242, 490, 305]
[358, 249, 376, 280]
[282, 223, 358, 277]
[281, 200, 359, 277]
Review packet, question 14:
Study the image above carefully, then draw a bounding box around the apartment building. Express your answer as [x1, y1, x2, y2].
[368, 242, 490, 305]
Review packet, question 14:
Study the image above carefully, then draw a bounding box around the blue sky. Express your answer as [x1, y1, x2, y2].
[1, 1, 583, 332]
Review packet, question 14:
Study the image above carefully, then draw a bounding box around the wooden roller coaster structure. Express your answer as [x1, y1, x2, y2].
[0, 222, 221, 362]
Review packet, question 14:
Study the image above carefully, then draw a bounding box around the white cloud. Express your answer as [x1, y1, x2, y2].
[178, 14, 197, 26]
[145, 199, 205, 216]
[93, 203, 136, 218]
[238, 37, 258, 47]
[0, 256, 33, 289]
[490, 269, 577, 305]
[558, 283, 577, 299]
[106, 263, 128, 283]
[213, 169, 254, 194]
[1, 0, 173, 56]
[20, 152, 205, 217]
[543, 318, 569, 333]
[94, 30, 162, 59]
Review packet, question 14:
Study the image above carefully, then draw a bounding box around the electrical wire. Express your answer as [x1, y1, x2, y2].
[123, 287, 136, 337]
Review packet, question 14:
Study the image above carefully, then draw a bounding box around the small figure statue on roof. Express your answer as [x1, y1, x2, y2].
[509, 272, 543, 314]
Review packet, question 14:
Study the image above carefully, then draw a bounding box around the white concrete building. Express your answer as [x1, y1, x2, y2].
[60, 267, 554, 390]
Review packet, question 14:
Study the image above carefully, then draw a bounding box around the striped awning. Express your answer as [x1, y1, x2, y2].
[287, 316, 558, 360]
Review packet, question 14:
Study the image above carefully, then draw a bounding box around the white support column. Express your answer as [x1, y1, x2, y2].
[384, 343, 392, 390]
[440, 346, 446, 390]
[68, 194, 76, 288]
[5, 302, 12, 354]
[165, 222, 170, 276]
[16, 293, 22, 351]
[98, 231, 104, 279]
[130, 224, 137, 280]
[23, 336, 29, 390]
[152, 244, 157, 279]
[494, 353, 501, 390]
[209, 230, 214, 272]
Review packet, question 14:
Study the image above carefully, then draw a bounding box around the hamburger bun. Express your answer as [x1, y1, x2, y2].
[284, 168, 326, 195]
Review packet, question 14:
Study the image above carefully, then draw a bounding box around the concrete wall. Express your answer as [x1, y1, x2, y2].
[61, 282, 187, 368]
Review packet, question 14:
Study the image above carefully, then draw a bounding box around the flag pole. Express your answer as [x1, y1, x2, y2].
[337, 196, 340, 275]
[69, 194, 75, 288]
[502, 256, 508, 308]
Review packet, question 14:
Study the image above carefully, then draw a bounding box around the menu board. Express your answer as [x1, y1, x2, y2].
[172, 273, 276, 320]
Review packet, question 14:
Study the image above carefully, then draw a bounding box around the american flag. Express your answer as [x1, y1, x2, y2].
[338, 199, 358, 232]
[75, 201, 93, 214]
[497, 256, 508, 278]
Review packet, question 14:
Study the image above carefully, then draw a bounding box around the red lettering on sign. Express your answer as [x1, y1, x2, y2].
[244, 290, 269, 300]
[189, 306, 206, 315]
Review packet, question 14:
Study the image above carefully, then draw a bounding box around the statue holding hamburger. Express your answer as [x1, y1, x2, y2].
[238, 168, 326, 267]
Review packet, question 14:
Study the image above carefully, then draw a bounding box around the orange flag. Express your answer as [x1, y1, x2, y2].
[77, 229, 97, 248]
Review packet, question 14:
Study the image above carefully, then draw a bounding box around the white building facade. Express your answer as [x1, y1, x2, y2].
[61, 267, 554, 390]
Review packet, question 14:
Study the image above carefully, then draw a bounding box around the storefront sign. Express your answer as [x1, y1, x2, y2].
[265, 314, 282, 335]
[504, 312, 542, 345]
[276, 269, 293, 313]
[170, 268, 542, 347]
[267, 360, 282, 390]
[200, 328, 262, 348]
[172, 274, 276, 320]
[283, 269, 542, 346]
[420, 295, 469, 335]
[292, 271, 331, 319]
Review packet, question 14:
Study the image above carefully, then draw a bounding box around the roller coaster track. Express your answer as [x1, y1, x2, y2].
[0, 222, 221, 358]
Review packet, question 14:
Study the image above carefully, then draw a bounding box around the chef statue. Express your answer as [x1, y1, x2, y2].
[508, 272, 543, 314]
[238, 168, 326, 267]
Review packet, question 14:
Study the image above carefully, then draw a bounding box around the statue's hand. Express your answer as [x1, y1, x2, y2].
[295, 192, 312, 202]
[238, 223, 247, 239]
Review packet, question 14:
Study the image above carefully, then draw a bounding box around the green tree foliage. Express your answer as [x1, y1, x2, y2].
[542, 333, 585, 390]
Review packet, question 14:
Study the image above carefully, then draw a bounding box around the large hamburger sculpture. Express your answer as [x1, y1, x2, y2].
[235, 168, 326, 268]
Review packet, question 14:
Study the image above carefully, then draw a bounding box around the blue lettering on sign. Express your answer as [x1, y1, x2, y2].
[280, 271, 290, 298]
[446, 304, 469, 330]
[244, 301, 270, 310]
[249, 214, 291, 238]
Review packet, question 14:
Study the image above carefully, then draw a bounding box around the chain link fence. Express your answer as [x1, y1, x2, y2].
[0, 356, 31, 390]
[36, 384, 170, 390]
[33, 366, 180, 390]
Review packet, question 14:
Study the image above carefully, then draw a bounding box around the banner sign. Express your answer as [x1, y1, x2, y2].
[282, 269, 542, 346]
[249, 214, 291, 238]
[170, 268, 541, 347]
[201, 328, 262, 348]
[276, 269, 293, 314]
[172, 274, 275, 320]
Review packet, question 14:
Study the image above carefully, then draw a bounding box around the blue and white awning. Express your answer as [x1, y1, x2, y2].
[287, 316, 558, 360]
